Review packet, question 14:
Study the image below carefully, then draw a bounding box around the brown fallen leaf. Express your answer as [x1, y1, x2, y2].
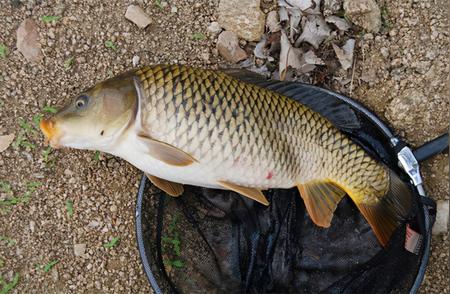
[332, 39, 356, 70]
[0, 134, 15, 152]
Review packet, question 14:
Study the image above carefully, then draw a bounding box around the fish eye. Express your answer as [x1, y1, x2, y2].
[75, 95, 89, 109]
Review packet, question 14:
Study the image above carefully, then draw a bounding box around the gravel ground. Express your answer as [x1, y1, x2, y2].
[0, 0, 448, 293]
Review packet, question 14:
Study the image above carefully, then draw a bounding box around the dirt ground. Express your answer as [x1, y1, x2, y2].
[0, 0, 448, 293]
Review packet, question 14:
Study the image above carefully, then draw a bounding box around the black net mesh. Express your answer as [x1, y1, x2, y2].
[136, 84, 433, 294]
[139, 180, 423, 294]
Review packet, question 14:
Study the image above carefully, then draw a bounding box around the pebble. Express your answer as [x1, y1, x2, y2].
[323, 0, 344, 16]
[29, 220, 35, 233]
[432, 200, 449, 235]
[74, 243, 86, 256]
[343, 0, 381, 33]
[207, 22, 222, 36]
[124, 5, 152, 29]
[16, 18, 43, 62]
[132, 55, 140, 67]
[171, 6, 178, 14]
[218, 0, 265, 41]
[216, 31, 247, 63]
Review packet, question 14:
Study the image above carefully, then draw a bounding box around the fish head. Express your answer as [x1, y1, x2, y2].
[40, 75, 138, 151]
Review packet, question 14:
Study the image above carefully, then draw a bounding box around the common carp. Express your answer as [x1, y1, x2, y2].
[40, 65, 411, 246]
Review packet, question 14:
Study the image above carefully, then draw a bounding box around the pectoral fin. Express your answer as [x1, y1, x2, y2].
[217, 180, 269, 206]
[146, 173, 184, 197]
[297, 180, 347, 227]
[138, 134, 197, 166]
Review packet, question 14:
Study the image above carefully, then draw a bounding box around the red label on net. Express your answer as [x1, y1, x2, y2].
[405, 224, 423, 255]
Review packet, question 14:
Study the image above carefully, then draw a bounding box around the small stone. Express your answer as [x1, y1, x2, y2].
[132, 55, 140, 67]
[218, 0, 265, 41]
[170, 6, 178, 13]
[207, 22, 222, 36]
[53, 3, 66, 15]
[16, 18, 43, 62]
[200, 52, 210, 62]
[433, 200, 448, 235]
[125, 5, 152, 29]
[51, 268, 59, 282]
[385, 89, 425, 129]
[74, 243, 86, 256]
[47, 29, 55, 39]
[110, 205, 118, 212]
[323, 0, 343, 16]
[64, 168, 74, 176]
[343, 0, 381, 33]
[380, 47, 389, 58]
[29, 220, 35, 233]
[216, 31, 247, 63]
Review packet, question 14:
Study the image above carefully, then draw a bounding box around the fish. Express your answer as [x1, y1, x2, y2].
[40, 64, 411, 246]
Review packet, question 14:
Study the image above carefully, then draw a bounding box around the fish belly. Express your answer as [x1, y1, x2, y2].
[113, 133, 294, 190]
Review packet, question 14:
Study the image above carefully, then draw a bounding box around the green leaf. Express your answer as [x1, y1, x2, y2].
[42, 105, 58, 113]
[93, 150, 100, 161]
[0, 44, 7, 59]
[191, 33, 206, 41]
[104, 237, 120, 249]
[64, 57, 74, 69]
[0, 236, 16, 247]
[26, 181, 42, 191]
[65, 200, 74, 217]
[171, 259, 184, 268]
[18, 119, 33, 133]
[20, 140, 35, 149]
[42, 146, 52, 162]
[104, 40, 116, 50]
[40, 15, 61, 23]
[0, 273, 19, 294]
[154, 0, 164, 9]
[43, 260, 59, 273]
[0, 181, 12, 195]
[32, 114, 43, 129]
[0, 258, 4, 268]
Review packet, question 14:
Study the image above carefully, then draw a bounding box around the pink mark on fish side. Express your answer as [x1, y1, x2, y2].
[266, 171, 274, 180]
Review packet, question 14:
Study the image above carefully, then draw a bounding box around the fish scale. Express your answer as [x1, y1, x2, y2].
[134, 64, 388, 195]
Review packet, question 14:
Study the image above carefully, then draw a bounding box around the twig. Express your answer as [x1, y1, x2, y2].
[349, 54, 357, 97]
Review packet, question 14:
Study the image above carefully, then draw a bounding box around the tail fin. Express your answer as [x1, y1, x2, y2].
[354, 170, 412, 246]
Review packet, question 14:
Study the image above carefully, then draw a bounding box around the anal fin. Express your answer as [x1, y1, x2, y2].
[297, 180, 347, 227]
[217, 180, 269, 206]
[146, 173, 184, 197]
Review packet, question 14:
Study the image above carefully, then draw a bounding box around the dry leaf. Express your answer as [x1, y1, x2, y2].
[278, 7, 289, 22]
[303, 50, 325, 65]
[332, 39, 356, 70]
[266, 11, 281, 33]
[279, 31, 304, 80]
[325, 15, 351, 31]
[0, 134, 15, 152]
[280, 0, 321, 14]
[295, 15, 331, 48]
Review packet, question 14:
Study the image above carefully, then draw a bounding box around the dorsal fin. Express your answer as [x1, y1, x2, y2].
[222, 69, 361, 131]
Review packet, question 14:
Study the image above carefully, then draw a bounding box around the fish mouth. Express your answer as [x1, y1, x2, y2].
[40, 119, 62, 148]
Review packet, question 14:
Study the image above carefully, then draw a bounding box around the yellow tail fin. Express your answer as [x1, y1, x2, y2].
[352, 170, 412, 246]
